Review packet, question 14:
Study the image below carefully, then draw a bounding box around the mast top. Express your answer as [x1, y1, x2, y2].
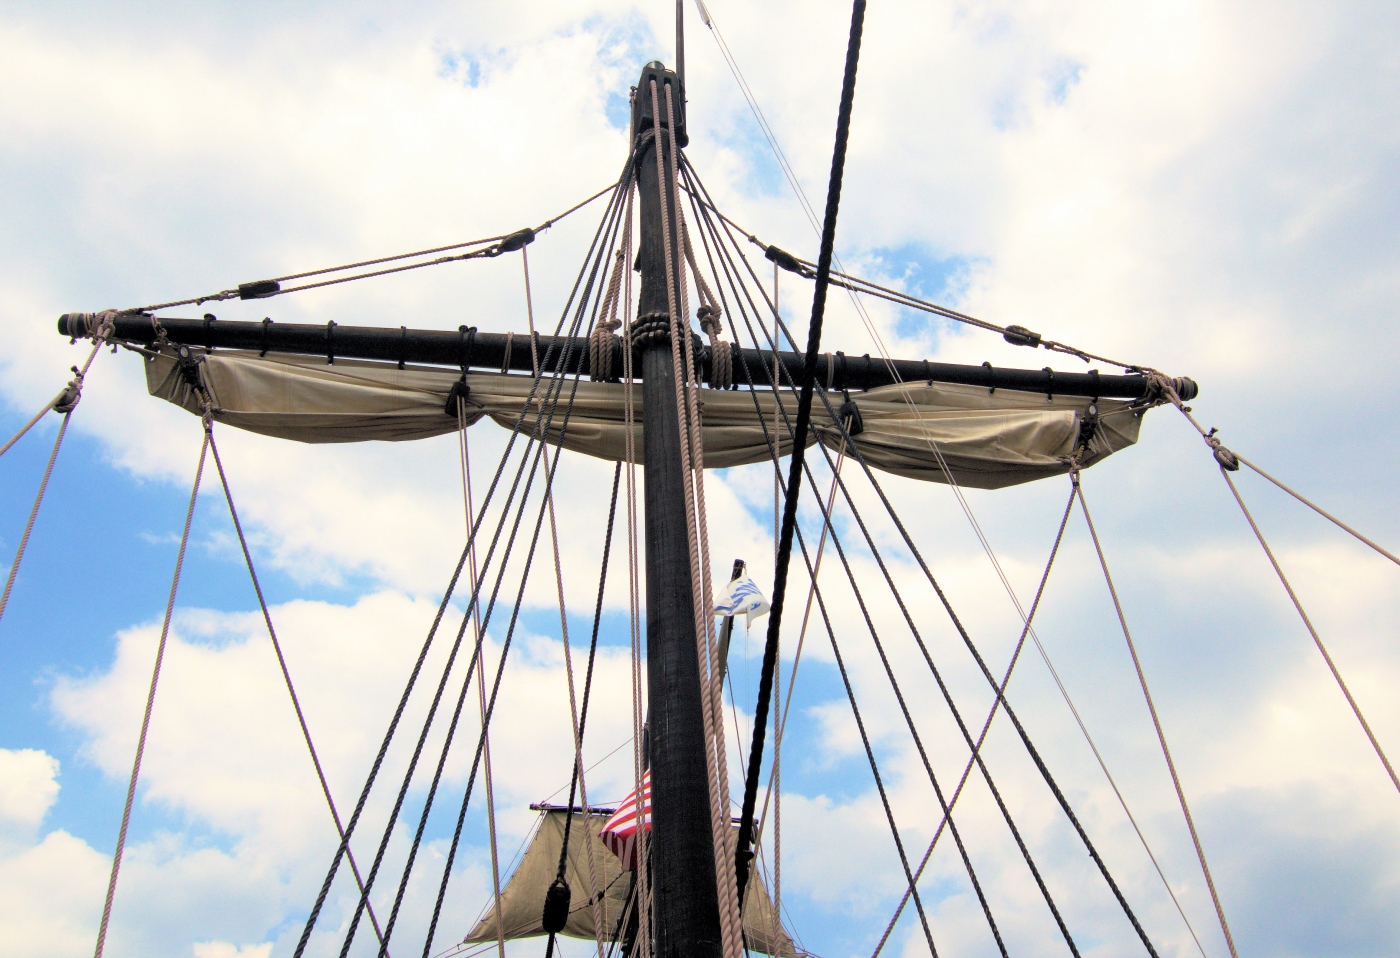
[633, 61, 687, 146]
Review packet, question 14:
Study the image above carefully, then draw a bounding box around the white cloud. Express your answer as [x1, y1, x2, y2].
[0, 748, 60, 831]
[2, 1, 1399, 956]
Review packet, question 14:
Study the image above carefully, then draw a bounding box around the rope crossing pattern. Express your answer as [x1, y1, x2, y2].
[1076, 475, 1238, 958]
[93, 428, 207, 958]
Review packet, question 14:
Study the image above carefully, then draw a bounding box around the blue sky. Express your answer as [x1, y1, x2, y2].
[2, 3, 1399, 958]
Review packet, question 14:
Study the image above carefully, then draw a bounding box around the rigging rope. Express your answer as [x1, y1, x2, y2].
[293, 171, 631, 958]
[1232, 454, 1400, 568]
[456, 409, 506, 958]
[736, 0, 866, 910]
[1154, 383, 1400, 799]
[685, 155, 1166, 956]
[649, 76, 744, 958]
[128, 183, 613, 313]
[1076, 475, 1237, 958]
[207, 425, 393, 953]
[0, 325, 112, 628]
[93, 426, 206, 958]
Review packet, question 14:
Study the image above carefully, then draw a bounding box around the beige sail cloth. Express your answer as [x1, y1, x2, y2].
[146, 348, 1143, 489]
[462, 809, 796, 955]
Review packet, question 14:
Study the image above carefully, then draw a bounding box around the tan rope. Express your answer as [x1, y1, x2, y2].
[1222, 466, 1400, 797]
[0, 411, 72, 629]
[457, 404, 505, 958]
[208, 426, 393, 953]
[0, 327, 113, 626]
[1234, 454, 1400, 568]
[93, 428, 207, 958]
[651, 78, 743, 958]
[1154, 379, 1400, 799]
[619, 180, 652, 958]
[523, 247, 540, 378]
[1076, 477, 1237, 958]
[544, 442, 607, 957]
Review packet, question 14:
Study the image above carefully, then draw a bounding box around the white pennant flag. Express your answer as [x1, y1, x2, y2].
[714, 572, 770, 627]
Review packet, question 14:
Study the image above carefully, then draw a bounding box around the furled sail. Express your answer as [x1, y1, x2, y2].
[146, 347, 1143, 489]
[462, 808, 796, 956]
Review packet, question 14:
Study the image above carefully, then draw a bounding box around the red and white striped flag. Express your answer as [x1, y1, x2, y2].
[600, 771, 651, 870]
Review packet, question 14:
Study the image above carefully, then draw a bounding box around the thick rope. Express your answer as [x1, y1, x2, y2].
[1235, 454, 1400, 568]
[1223, 467, 1400, 796]
[131, 185, 614, 313]
[456, 408, 505, 958]
[0, 411, 71, 630]
[666, 82, 744, 958]
[619, 181, 652, 958]
[207, 427, 392, 953]
[92, 429, 206, 958]
[737, 0, 866, 908]
[1076, 476, 1238, 958]
[0, 328, 112, 627]
[295, 174, 632, 958]
[649, 76, 743, 958]
[1156, 383, 1400, 799]
[545, 442, 608, 958]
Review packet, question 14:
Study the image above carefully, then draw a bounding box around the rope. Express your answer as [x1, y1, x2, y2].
[619, 179, 652, 958]
[736, 0, 866, 909]
[1, 325, 114, 627]
[0, 411, 71, 630]
[206, 426, 392, 953]
[1235, 454, 1400, 567]
[650, 76, 743, 958]
[870, 486, 1076, 958]
[456, 409, 505, 958]
[131, 184, 614, 313]
[294, 176, 630, 958]
[1076, 475, 1237, 958]
[92, 428, 206, 958]
[687, 158, 1161, 955]
[1154, 382, 1400, 799]
[546, 441, 608, 958]
[1225, 465, 1400, 795]
[552, 462, 622, 958]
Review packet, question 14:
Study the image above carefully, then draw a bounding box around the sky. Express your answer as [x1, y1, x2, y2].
[1, 2, 1399, 957]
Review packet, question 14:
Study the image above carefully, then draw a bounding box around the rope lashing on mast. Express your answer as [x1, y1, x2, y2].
[93, 424, 207, 958]
[680, 214, 732, 389]
[1149, 374, 1400, 799]
[649, 75, 745, 958]
[206, 423, 394, 954]
[291, 173, 632, 958]
[0, 312, 114, 629]
[589, 249, 627, 382]
[1075, 473, 1238, 958]
[736, 0, 866, 912]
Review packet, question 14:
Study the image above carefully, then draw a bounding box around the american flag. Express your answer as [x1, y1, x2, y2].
[600, 771, 651, 870]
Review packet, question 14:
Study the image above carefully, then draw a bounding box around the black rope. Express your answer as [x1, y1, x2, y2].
[556, 462, 624, 873]
[736, 0, 866, 903]
[360, 177, 633, 958]
[686, 178, 1062, 954]
[292, 172, 629, 958]
[417, 174, 638, 958]
[687, 151, 1157, 954]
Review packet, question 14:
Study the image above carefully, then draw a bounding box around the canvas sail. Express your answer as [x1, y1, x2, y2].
[462, 809, 797, 956]
[146, 347, 1142, 489]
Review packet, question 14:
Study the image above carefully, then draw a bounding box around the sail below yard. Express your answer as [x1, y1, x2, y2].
[463, 809, 797, 956]
[146, 348, 1143, 490]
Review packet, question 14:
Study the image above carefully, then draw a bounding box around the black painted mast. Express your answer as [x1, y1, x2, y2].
[631, 60, 725, 958]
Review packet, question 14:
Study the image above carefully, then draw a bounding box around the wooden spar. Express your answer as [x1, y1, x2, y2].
[54, 312, 1196, 401]
[632, 61, 725, 958]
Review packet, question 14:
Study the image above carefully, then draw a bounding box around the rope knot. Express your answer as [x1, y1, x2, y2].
[1205, 428, 1240, 472]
